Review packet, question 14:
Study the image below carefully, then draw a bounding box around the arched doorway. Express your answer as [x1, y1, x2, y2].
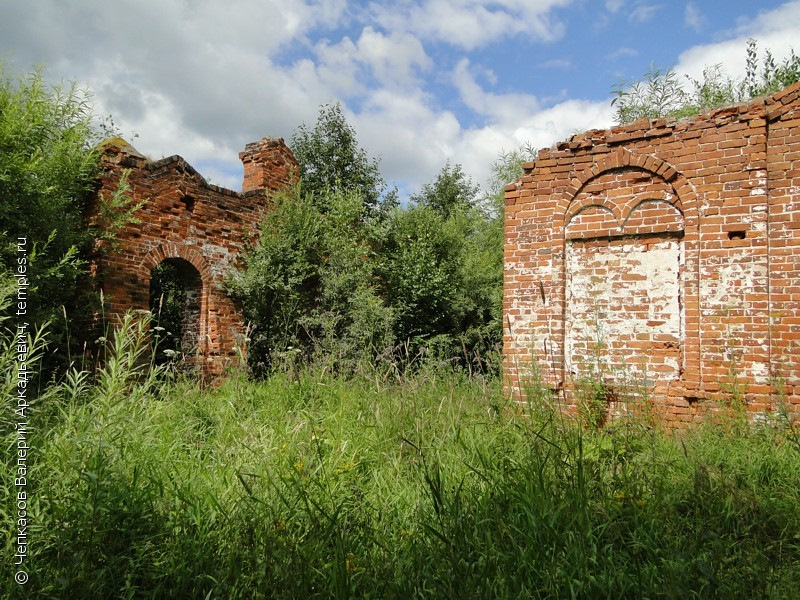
[149, 258, 204, 370]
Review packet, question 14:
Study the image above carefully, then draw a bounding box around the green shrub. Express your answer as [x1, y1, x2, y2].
[236, 115, 505, 377]
[0, 65, 134, 375]
[612, 39, 800, 124]
[229, 185, 394, 376]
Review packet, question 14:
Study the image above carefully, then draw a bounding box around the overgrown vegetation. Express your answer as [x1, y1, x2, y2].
[231, 105, 514, 377]
[229, 184, 394, 376]
[612, 39, 800, 123]
[290, 102, 391, 216]
[0, 65, 133, 374]
[2, 316, 799, 598]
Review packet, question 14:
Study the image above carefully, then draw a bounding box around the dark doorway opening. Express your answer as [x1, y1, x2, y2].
[149, 258, 203, 369]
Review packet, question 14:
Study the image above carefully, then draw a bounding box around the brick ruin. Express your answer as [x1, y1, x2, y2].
[91, 137, 297, 377]
[504, 82, 800, 424]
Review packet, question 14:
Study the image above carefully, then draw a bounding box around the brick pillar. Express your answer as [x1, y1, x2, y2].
[239, 137, 298, 194]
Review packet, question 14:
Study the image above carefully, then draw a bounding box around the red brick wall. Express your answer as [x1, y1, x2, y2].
[504, 82, 800, 424]
[91, 137, 297, 377]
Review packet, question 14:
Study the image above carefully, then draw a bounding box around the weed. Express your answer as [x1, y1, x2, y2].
[1, 315, 799, 598]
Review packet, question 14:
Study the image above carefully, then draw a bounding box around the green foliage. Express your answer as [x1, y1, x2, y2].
[485, 144, 535, 218]
[574, 377, 613, 429]
[0, 283, 49, 435]
[456, 145, 536, 367]
[612, 64, 692, 124]
[239, 106, 507, 376]
[410, 160, 479, 218]
[149, 261, 187, 362]
[612, 39, 800, 124]
[91, 169, 141, 253]
[0, 65, 134, 373]
[229, 185, 393, 376]
[379, 161, 503, 372]
[290, 102, 387, 214]
[0, 67, 97, 329]
[4, 318, 800, 598]
[459, 211, 503, 365]
[379, 205, 464, 344]
[686, 64, 741, 114]
[743, 38, 800, 99]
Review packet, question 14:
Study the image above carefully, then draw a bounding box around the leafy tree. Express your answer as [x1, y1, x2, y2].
[611, 65, 691, 123]
[410, 160, 479, 218]
[238, 112, 523, 376]
[290, 102, 387, 214]
[229, 185, 393, 376]
[379, 205, 465, 345]
[379, 161, 505, 372]
[238, 104, 400, 375]
[612, 39, 800, 124]
[0, 66, 131, 374]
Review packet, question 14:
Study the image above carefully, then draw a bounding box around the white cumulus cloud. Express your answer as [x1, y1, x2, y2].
[675, 1, 800, 83]
[370, 0, 573, 51]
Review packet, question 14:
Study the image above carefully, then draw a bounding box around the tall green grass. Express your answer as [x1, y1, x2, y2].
[2, 315, 799, 598]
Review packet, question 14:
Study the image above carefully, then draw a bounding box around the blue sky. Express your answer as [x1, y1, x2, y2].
[1, 1, 799, 199]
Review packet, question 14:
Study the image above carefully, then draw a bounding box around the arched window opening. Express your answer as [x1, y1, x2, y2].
[149, 258, 203, 369]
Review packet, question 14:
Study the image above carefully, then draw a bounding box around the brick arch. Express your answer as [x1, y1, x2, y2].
[148, 256, 206, 369]
[565, 196, 623, 226]
[565, 204, 621, 240]
[621, 198, 685, 237]
[560, 148, 697, 223]
[503, 85, 800, 422]
[138, 244, 213, 283]
[92, 136, 298, 379]
[618, 191, 683, 225]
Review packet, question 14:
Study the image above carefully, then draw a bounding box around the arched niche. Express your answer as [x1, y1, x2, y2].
[562, 164, 691, 402]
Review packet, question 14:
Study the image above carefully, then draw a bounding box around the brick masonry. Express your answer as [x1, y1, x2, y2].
[90, 136, 297, 377]
[504, 82, 800, 424]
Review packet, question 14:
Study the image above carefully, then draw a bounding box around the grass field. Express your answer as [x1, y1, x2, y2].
[3, 316, 800, 598]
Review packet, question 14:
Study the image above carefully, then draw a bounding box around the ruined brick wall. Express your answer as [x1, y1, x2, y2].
[504, 82, 800, 423]
[91, 137, 297, 377]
